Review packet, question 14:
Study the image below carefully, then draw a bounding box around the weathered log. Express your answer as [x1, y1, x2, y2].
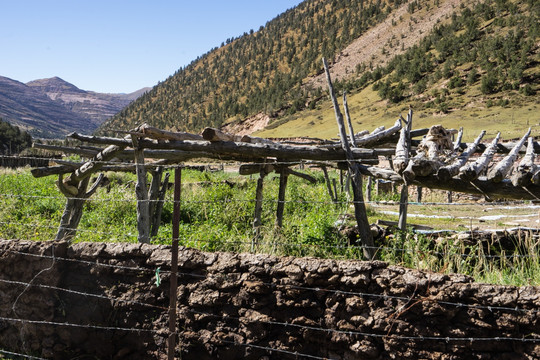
[148, 167, 163, 236]
[55, 173, 104, 242]
[324, 57, 375, 260]
[402, 125, 453, 183]
[343, 92, 357, 147]
[67, 132, 130, 147]
[140, 123, 204, 141]
[365, 175, 372, 201]
[393, 112, 412, 175]
[202, 127, 243, 142]
[355, 164, 540, 201]
[397, 110, 413, 230]
[275, 167, 289, 229]
[488, 128, 530, 182]
[139, 138, 380, 162]
[238, 163, 316, 183]
[252, 167, 268, 250]
[239, 163, 275, 176]
[437, 130, 486, 181]
[150, 170, 170, 238]
[355, 130, 370, 137]
[453, 127, 464, 152]
[31, 159, 171, 178]
[240, 134, 277, 145]
[284, 168, 317, 184]
[62, 127, 144, 195]
[377, 219, 433, 231]
[132, 135, 150, 244]
[512, 137, 537, 186]
[355, 118, 402, 147]
[459, 132, 501, 181]
[532, 169, 540, 186]
[33, 143, 101, 158]
[370, 126, 385, 135]
[321, 166, 337, 203]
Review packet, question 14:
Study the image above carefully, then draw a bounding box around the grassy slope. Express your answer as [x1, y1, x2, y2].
[257, 84, 539, 142]
[1, 167, 540, 285]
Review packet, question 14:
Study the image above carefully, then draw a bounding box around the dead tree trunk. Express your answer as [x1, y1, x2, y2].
[323, 57, 376, 260]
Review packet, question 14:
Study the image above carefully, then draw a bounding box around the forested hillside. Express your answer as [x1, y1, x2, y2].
[0, 118, 32, 155]
[99, 0, 539, 137]
[368, 0, 539, 112]
[99, 0, 410, 134]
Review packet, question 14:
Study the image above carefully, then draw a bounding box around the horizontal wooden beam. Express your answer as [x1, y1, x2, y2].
[357, 164, 540, 201]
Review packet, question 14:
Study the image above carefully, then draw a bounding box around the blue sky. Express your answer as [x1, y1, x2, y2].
[1, 1, 304, 94]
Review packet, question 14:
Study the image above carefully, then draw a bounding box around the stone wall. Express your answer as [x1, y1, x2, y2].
[0, 240, 539, 359]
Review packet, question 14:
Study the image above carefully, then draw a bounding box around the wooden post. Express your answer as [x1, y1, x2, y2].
[323, 58, 376, 260]
[275, 167, 289, 229]
[398, 109, 413, 231]
[148, 167, 163, 228]
[132, 135, 150, 244]
[252, 166, 268, 251]
[398, 185, 409, 231]
[55, 174, 104, 242]
[416, 186, 423, 203]
[365, 176, 372, 202]
[151, 170, 170, 238]
[168, 167, 181, 360]
[321, 166, 337, 203]
[343, 91, 357, 147]
[447, 191, 453, 203]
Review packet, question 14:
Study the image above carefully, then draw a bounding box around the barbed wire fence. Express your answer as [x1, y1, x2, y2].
[1, 154, 540, 358]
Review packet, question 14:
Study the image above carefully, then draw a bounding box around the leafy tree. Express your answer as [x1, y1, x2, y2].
[0, 118, 32, 155]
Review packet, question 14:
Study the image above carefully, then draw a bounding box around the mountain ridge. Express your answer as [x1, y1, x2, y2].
[0, 75, 149, 138]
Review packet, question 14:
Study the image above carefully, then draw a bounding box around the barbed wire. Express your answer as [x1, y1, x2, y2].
[0, 278, 168, 311]
[219, 339, 338, 360]
[0, 349, 47, 360]
[0, 315, 160, 334]
[185, 308, 540, 343]
[2, 222, 540, 260]
[3, 247, 539, 315]
[1, 192, 536, 208]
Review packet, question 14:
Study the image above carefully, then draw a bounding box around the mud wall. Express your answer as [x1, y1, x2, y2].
[0, 240, 539, 360]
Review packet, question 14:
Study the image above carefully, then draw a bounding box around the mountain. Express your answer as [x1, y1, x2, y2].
[0, 76, 149, 138]
[99, 0, 539, 139]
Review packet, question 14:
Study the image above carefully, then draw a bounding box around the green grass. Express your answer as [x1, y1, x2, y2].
[257, 84, 539, 142]
[1, 167, 539, 286]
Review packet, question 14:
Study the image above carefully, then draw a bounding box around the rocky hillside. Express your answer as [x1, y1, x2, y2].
[0, 76, 149, 138]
